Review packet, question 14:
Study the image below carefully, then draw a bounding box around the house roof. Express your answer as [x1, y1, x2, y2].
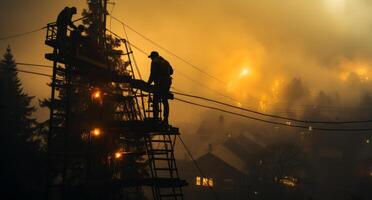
[223, 134, 268, 163]
[191, 132, 267, 176]
[196, 144, 249, 175]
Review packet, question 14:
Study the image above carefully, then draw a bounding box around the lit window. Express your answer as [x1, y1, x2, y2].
[196, 176, 201, 186]
[202, 178, 209, 186]
[196, 177, 214, 187]
[279, 176, 297, 187]
[208, 178, 214, 187]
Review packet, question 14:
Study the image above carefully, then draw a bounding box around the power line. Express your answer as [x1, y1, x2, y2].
[4, 25, 365, 111]
[173, 91, 372, 124]
[108, 17, 371, 111]
[177, 135, 219, 200]
[0, 14, 90, 42]
[107, 29, 148, 55]
[120, 21, 143, 80]
[8, 61, 371, 115]
[110, 15, 226, 85]
[0, 67, 52, 78]
[0, 26, 47, 41]
[174, 71, 241, 102]
[16, 62, 53, 68]
[5, 61, 372, 131]
[106, 28, 249, 105]
[174, 97, 372, 132]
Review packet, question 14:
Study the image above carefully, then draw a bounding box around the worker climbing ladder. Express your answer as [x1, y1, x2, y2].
[45, 1, 187, 200]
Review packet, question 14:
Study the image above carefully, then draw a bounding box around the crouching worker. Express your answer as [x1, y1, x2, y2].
[147, 51, 173, 125]
[70, 25, 86, 53]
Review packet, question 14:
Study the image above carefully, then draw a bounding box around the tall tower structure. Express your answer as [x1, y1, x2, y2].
[45, 1, 186, 200]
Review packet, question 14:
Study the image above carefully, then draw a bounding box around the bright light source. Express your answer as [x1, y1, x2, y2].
[208, 178, 214, 187]
[366, 139, 370, 144]
[279, 176, 297, 187]
[240, 68, 251, 77]
[357, 68, 367, 76]
[202, 178, 209, 186]
[196, 176, 201, 186]
[196, 176, 214, 187]
[92, 90, 101, 99]
[92, 128, 101, 137]
[325, 0, 345, 14]
[115, 152, 122, 159]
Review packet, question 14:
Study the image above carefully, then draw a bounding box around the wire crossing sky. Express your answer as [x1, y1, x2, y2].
[2, 0, 372, 125]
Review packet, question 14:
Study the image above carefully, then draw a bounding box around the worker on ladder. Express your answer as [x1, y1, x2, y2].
[147, 51, 173, 125]
[56, 7, 77, 45]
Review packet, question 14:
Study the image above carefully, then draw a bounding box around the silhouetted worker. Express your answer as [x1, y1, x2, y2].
[147, 51, 173, 125]
[56, 7, 77, 44]
[70, 25, 84, 41]
[70, 25, 85, 52]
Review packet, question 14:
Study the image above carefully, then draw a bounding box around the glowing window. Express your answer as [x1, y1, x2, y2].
[196, 177, 214, 187]
[202, 178, 209, 186]
[208, 178, 214, 187]
[196, 176, 201, 186]
[279, 176, 297, 187]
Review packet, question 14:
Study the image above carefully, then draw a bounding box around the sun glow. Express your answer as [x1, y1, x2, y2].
[325, 0, 346, 14]
[240, 67, 251, 77]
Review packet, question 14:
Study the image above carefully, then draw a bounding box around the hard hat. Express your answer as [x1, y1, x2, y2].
[148, 51, 159, 58]
[71, 7, 77, 14]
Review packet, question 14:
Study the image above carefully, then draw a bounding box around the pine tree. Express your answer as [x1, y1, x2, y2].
[82, 2, 148, 198]
[41, 2, 147, 198]
[0, 46, 45, 199]
[0, 46, 36, 139]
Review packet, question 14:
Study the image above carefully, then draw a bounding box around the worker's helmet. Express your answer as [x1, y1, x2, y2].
[71, 7, 77, 14]
[148, 51, 159, 58]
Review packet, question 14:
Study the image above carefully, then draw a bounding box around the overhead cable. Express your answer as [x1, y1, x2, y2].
[173, 91, 372, 124]
[110, 15, 226, 84]
[174, 97, 372, 132]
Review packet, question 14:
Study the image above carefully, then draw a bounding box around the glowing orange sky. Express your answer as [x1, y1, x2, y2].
[1, 0, 372, 126]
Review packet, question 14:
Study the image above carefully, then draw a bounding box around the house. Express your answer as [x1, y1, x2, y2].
[177, 134, 267, 200]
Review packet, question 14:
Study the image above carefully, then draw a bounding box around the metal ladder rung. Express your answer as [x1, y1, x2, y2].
[151, 140, 172, 143]
[160, 193, 183, 197]
[155, 167, 177, 171]
[150, 149, 173, 153]
[151, 157, 175, 161]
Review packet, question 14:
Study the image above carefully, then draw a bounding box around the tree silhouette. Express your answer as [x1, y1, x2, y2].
[0, 46, 45, 199]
